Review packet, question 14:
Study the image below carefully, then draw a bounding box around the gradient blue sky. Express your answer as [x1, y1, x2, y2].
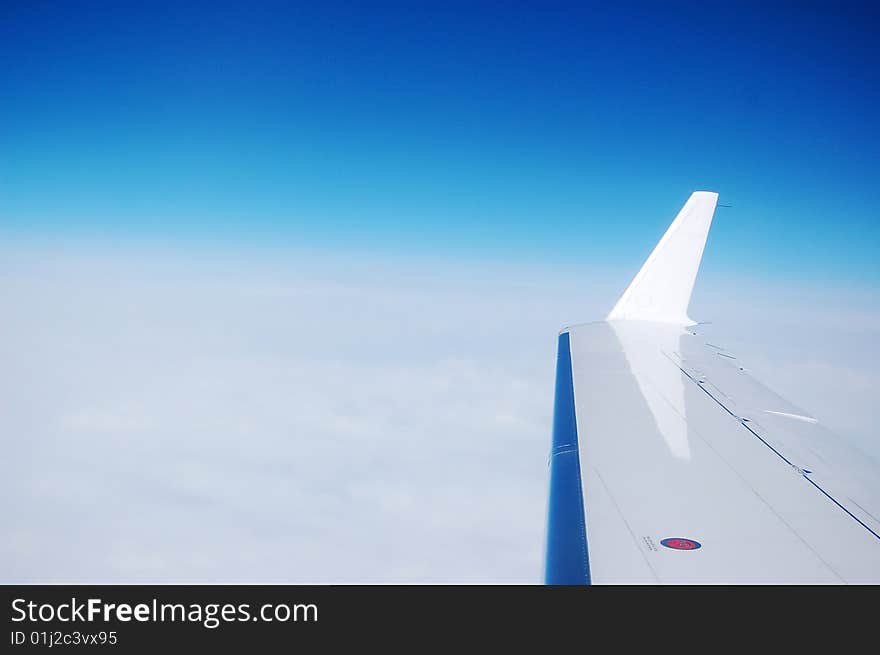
[2, 1, 878, 283]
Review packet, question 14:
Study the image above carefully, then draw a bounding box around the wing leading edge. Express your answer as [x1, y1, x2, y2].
[545, 192, 880, 584]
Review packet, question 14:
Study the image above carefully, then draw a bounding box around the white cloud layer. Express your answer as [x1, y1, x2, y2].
[1, 247, 877, 582]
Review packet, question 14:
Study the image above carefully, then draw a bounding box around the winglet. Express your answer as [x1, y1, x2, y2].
[607, 191, 718, 325]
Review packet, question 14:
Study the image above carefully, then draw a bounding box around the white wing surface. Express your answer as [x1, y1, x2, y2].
[545, 192, 880, 584]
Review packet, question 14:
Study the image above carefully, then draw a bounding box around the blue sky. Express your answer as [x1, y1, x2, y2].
[2, 1, 878, 282]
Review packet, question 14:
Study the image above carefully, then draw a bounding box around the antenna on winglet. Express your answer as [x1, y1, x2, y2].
[606, 191, 719, 326]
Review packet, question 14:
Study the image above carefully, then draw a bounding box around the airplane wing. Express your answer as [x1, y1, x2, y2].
[545, 191, 880, 584]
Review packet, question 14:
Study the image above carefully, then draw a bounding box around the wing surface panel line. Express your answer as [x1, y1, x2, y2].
[639, 352, 845, 581]
[668, 353, 880, 543]
[589, 466, 661, 583]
